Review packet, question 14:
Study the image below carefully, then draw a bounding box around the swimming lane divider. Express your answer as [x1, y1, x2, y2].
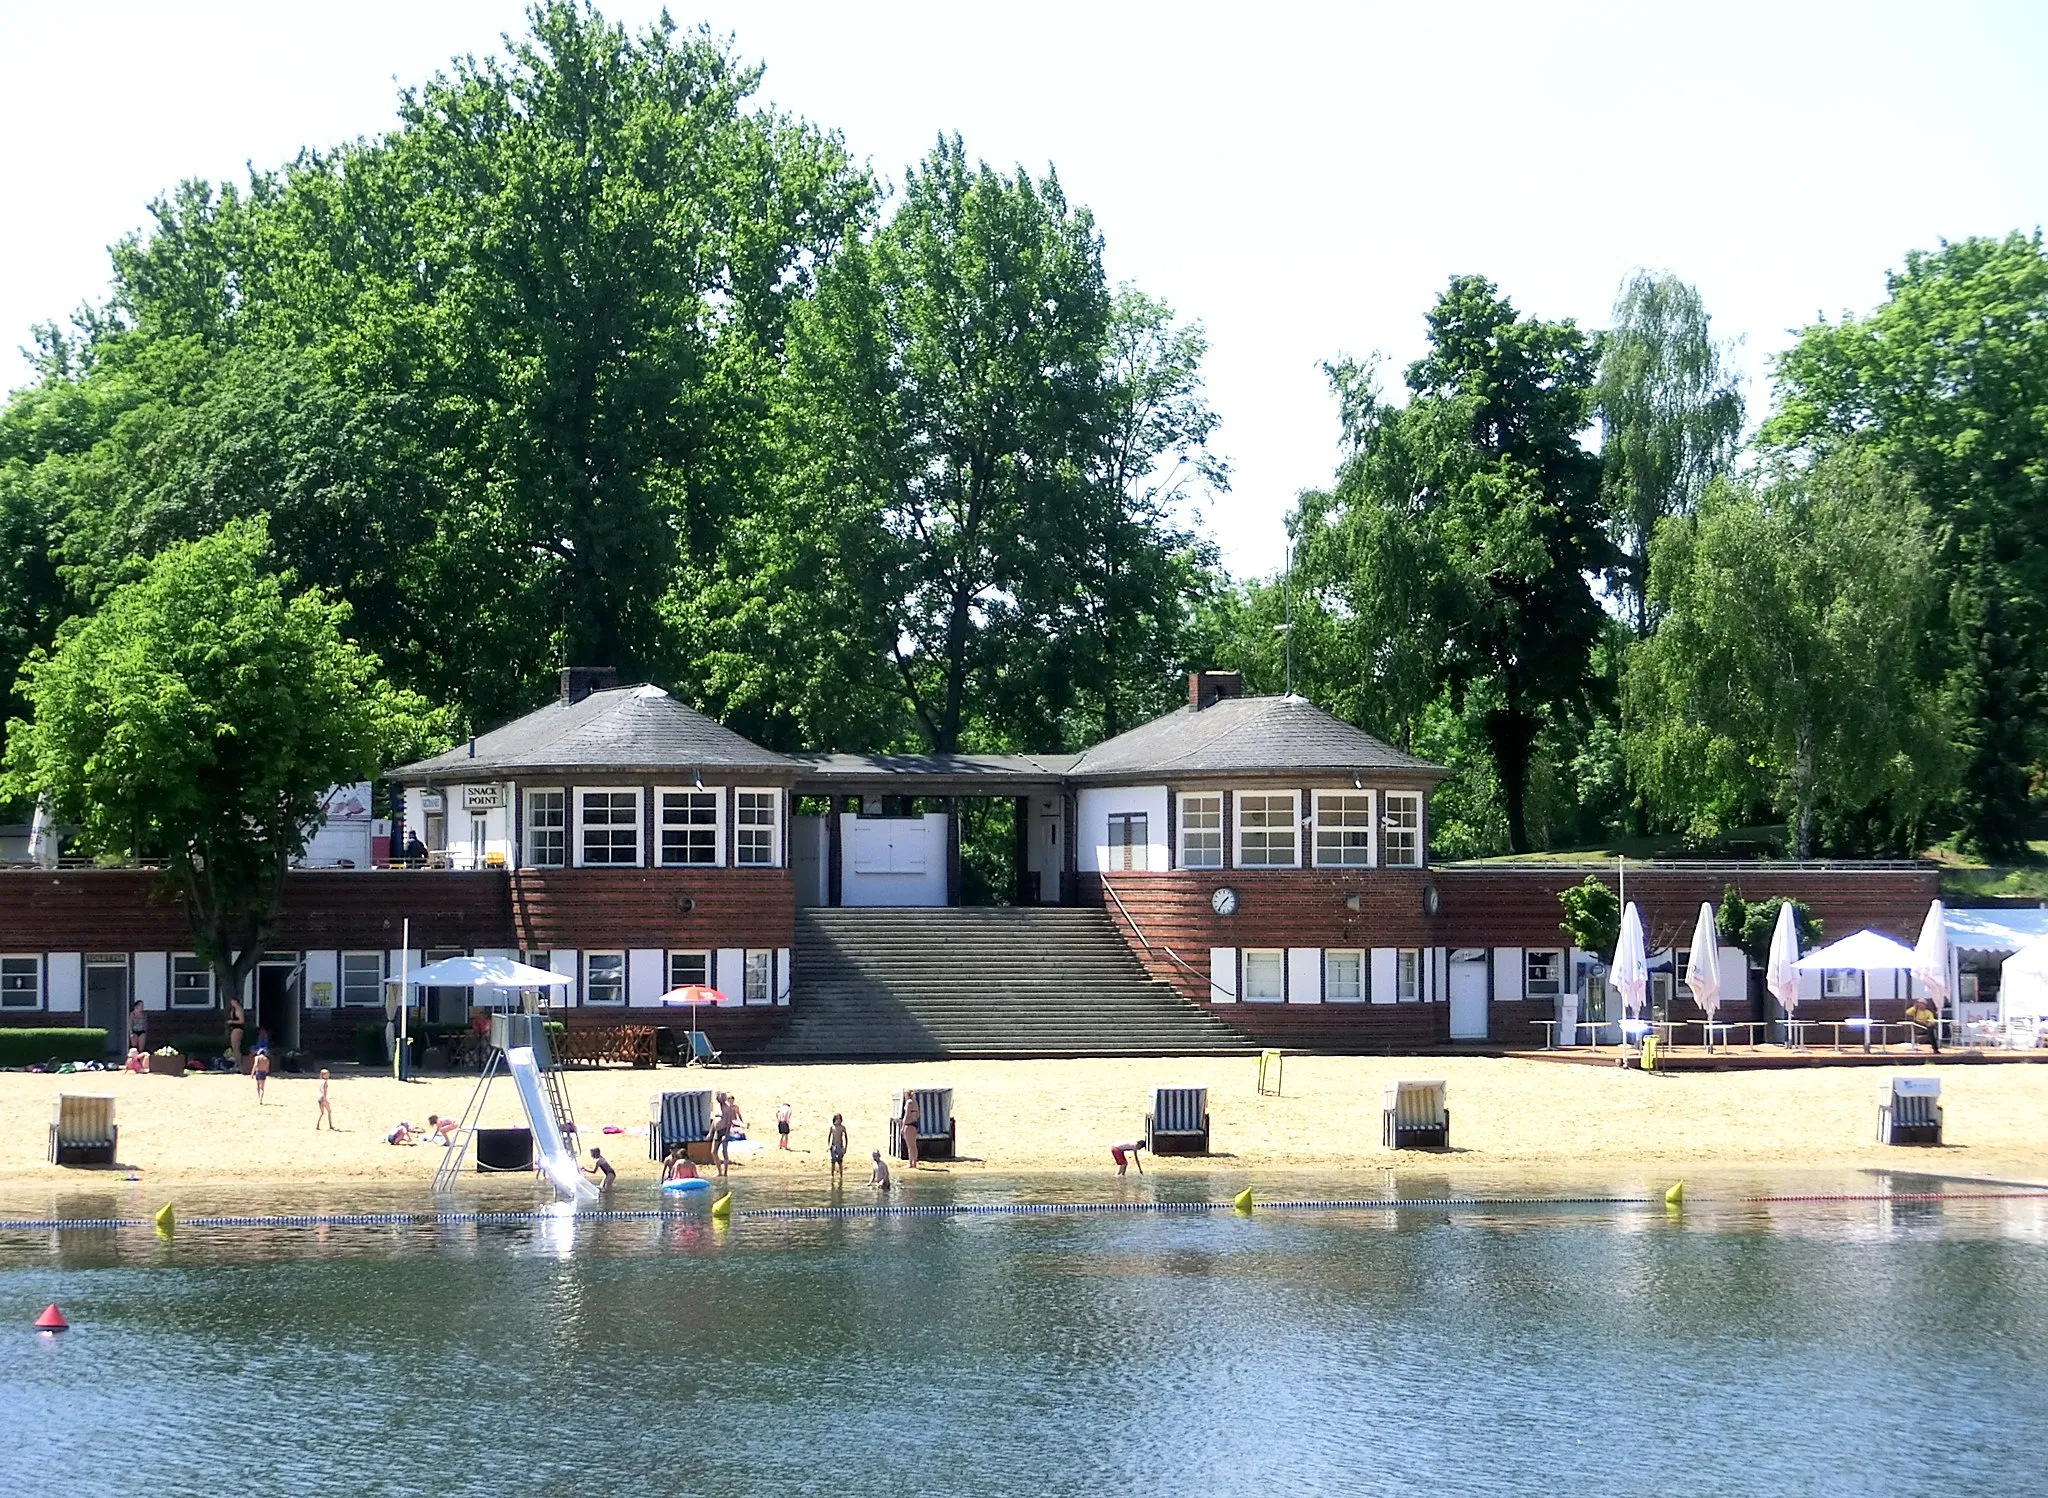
[1, 1191, 2042, 1234]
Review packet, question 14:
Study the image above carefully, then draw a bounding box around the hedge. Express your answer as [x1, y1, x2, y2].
[0, 1028, 110, 1067]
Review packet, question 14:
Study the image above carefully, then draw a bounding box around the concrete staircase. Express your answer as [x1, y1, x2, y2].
[763, 907, 1250, 1060]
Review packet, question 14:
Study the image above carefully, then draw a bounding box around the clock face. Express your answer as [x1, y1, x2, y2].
[1211, 886, 1239, 917]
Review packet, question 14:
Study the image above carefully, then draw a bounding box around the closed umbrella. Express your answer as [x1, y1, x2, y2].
[1912, 900, 1951, 1047]
[1685, 901, 1724, 1049]
[1766, 902, 1802, 1044]
[1611, 902, 1649, 1048]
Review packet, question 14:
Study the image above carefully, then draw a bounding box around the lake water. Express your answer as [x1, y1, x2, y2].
[4, 1171, 2047, 1497]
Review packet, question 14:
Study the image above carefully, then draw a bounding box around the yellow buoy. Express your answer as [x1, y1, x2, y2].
[153, 1203, 175, 1237]
[710, 1193, 732, 1221]
[1233, 1187, 1254, 1215]
[1664, 1181, 1684, 1208]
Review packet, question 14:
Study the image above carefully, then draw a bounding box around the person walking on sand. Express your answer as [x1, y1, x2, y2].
[826, 1113, 848, 1180]
[252, 1046, 271, 1104]
[315, 1069, 336, 1130]
[868, 1150, 891, 1192]
[776, 1101, 793, 1150]
[898, 1091, 920, 1170]
[227, 996, 246, 1065]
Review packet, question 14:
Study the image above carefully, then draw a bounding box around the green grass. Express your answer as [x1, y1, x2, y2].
[1453, 826, 1788, 865]
[1927, 838, 2048, 900]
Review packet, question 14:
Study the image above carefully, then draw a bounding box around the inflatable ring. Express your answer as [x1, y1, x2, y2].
[660, 1177, 712, 1193]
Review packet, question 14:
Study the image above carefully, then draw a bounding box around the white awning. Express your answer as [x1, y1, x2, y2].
[1943, 907, 2048, 958]
[1795, 929, 1917, 971]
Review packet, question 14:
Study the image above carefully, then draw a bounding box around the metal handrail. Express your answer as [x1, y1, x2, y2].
[1097, 876, 1236, 1002]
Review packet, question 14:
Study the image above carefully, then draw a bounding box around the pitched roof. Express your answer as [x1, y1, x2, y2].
[392, 685, 794, 780]
[1062, 694, 1445, 781]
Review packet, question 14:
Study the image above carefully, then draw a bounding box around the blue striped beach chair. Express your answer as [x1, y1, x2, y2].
[1381, 1080, 1449, 1149]
[888, 1088, 956, 1160]
[649, 1089, 714, 1160]
[1877, 1077, 1942, 1146]
[1145, 1086, 1209, 1155]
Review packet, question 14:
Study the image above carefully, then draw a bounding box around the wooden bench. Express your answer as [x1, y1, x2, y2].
[554, 1025, 657, 1069]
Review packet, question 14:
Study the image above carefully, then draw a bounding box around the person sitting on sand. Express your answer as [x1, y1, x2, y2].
[868, 1149, 891, 1192]
[124, 1046, 146, 1074]
[425, 1114, 458, 1144]
[387, 1121, 423, 1146]
[585, 1148, 616, 1191]
[826, 1113, 848, 1180]
[1110, 1139, 1146, 1176]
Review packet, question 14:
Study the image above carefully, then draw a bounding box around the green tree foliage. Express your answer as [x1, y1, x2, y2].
[1597, 270, 1744, 637]
[1623, 450, 1951, 857]
[2, 519, 447, 1002]
[1714, 887, 1823, 963]
[1557, 875, 1620, 955]
[1765, 233, 2048, 857]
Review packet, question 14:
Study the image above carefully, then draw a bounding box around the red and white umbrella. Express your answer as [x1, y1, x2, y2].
[658, 984, 733, 1043]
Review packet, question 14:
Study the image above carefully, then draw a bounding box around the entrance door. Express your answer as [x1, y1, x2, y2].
[257, 960, 302, 1052]
[84, 959, 128, 1057]
[1449, 952, 1489, 1040]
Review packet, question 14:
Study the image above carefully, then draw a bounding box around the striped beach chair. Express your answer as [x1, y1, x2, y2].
[1382, 1080, 1449, 1149]
[1145, 1086, 1209, 1155]
[48, 1094, 117, 1166]
[888, 1088, 956, 1161]
[649, 1090, 714, 1160]
[1877, 1077, 1942, 1146]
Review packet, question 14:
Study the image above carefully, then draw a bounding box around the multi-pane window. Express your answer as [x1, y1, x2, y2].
[0, 956, 39, 1010]
[659, 790, 722, 866]
[1178, 794, 1223, 868]
[1242, 948, 1285, 1003]
[341, 952, 383, 1008]
[1525, 949, 1563, 999]
[1314, 792, 1375, 868]
[171, 955, 215, 1008]
[1324, 949, 1364, 1003]
[584, 952, 626, 1006]
[579, 791, 641, 866]
[524, 791, 566, 867]
[1823, 969, 1862, 999]
[1396, 949, 1421, 1004]
[668, 951, 710, 991]
[1383, 792, 1423, 868]
[744, 949, 774, 1004]
[1236, 792, 1298, 868]
[1107, 813, 1148, 871]
[736, 790, 779, 867]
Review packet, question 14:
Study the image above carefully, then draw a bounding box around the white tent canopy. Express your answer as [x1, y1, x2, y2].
[402, 955, 571, 990]
[1999, 935, 2048, 1024]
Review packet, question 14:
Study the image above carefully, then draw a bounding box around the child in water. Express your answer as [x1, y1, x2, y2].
[868, 1149, 891, 1192]
[826, 1114, 848, 1179]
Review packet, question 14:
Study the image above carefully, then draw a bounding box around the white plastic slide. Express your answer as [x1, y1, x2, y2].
[504, 1045, 599, 1204]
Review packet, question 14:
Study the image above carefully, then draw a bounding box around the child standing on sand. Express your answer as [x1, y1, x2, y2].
[315, 1069, 336, 1130]
[826, 1114, 848, 1179]
[252, 1047, 271, 1105]
[776, 1102, 793, 1150]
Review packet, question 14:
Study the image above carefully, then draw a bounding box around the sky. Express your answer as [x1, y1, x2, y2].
[2, 1, 2044, 576]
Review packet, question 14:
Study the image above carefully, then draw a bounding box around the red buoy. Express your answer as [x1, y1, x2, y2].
[34, 1304, 68, 1332]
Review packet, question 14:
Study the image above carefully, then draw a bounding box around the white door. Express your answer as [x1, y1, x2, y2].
[1450, 954, 1489, 1040]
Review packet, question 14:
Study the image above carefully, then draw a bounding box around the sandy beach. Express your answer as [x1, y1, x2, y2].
[4, 1053, 2046, 1193]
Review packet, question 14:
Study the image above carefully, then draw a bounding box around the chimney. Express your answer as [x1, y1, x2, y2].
[1188, 670, 1244, 711]
[559, 666, 619, 705]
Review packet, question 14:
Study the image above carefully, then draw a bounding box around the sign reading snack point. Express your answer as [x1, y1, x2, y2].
[464, 784, 508, 812]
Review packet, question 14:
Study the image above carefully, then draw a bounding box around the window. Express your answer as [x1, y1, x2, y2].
[1314, 792, 1375, 868]
[659, 790, 722, 866]
[1396, 949, 1421, 1004]
[744, 950, 774, 1004]
[1525, 949, 1563, 999]
[579, 790, 641, 866]
[1107, 812, 1148, 872]
[341, 952, 383, 1008]
[1584, 972, 1608, 1023]
[1650, 970, 1674, 1023]
[1383, 792, 1422, 868]
[524, 790, 566, 867]
[172, 955, 216, 1009]
[0, 956, 39, 1010]
[1324, 949, 1364, 1003]
[1178, 794, 1223, 868]
[521, 952, 556, 1007]
[1823, 969, 1862, 999]
[1243, 948, 1285, 1003]
[736, 789, 780, 867]
[584, 952, 626, 1006]
[1236, 792, 1299, 868]
[668, 951, 710, 991]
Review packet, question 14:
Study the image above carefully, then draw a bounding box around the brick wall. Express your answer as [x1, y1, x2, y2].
[509, 868, 794, 949]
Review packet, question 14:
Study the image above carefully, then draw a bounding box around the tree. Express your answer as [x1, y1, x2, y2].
[1596, 270, 1744, 637]
[1294, 277, 1611, 852]
[1558, 875, 1620, 956]
[1765, 232, 2048, 857]
[1715, 886, 1823, 963]
[3, 519, 446, 1006]
[1622, 449, 1952, 857]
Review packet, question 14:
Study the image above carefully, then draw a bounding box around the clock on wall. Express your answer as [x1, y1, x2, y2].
[1211, 886, 1239, 917]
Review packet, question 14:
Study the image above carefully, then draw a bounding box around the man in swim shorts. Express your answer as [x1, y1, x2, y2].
[1111, 1140, 1146, 1176]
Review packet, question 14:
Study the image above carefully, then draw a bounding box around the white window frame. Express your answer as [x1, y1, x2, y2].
[523, 789, 567, 868]
[0, 954, 41, 1010]
[1107, 811, 1149, 872]
[743, 949, 774, 1005]
[668, 950, 711, 991]
[340, 951, 384, 1008]
[1383, 792, 1423, 868]
[584, 951, 627, 1007]
[171, 954, 216, 1009]
[1313, 791, 1376, 868]
[1396, 949, 1421, 1004]
[1235, 791, 1300, 869]
[656, 787, 724, 868]
[1525, 948, 1564, 999]
[1242, 948, 1286, 1003]
[735, 788, 781, 868]
[1177, 792, 1224, 869]
[1324, 948, 1364, 1003]
[1823, 969, 1863, 999]
[577, 789, 642, 868]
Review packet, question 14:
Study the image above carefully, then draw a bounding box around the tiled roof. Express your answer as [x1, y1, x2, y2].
[392, 685, 794, 779]
[1063, 694, 1445, 780]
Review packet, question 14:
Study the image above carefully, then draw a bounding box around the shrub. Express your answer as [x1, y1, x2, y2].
[0, 1028, 110, 1067]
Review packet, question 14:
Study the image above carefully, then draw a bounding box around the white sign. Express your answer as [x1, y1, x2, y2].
[463, 784, 507, 812]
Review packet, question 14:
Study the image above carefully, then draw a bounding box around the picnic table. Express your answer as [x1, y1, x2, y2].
[1695, 1019, 1767, 1052]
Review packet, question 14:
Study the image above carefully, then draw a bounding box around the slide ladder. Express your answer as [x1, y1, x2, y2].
[542, 1066, 579, 1161]
[431, 1048, 501, 1194]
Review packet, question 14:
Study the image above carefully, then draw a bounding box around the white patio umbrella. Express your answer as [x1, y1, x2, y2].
[1684, 901, 1724, 1046]
[1796, 928, 1917, 1051]
[403, 954, 571, 993]
[1912, 901, 1952, 1040]
[1611, 901, 1649, 1044]
[1766, 902, 1802, 1040]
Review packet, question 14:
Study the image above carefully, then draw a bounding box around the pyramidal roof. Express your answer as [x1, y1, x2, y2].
[393, 684, 794, 780]
[1064, 693, 1445, 781]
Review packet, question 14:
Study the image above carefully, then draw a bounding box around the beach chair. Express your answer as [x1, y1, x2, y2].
[47, 1094, 117, 1166]
[888, 1088, 956, 1161]
[649, 1089, 714, 1161]
[1381, 1079, 1449, 1150]
[687, 1031, 723, 1067]
[1145, 1086, 1209, 1155]
[1877, 1077, 1942, 1146]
